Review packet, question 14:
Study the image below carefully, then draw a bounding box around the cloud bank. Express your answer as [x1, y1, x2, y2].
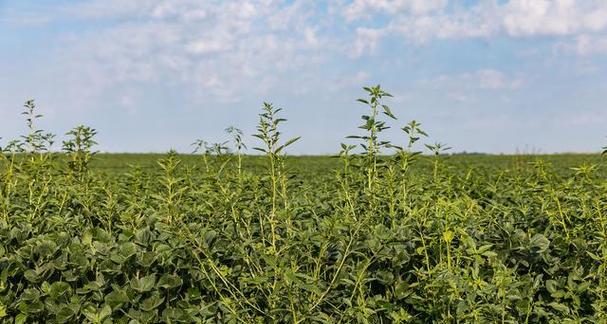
[1, 0, 606, 153]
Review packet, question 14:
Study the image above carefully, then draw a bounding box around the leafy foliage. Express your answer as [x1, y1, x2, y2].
[63, 125, 98, 179]
[1, 90, 607, 323]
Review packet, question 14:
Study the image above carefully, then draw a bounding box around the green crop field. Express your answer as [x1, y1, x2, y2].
[2, 89, 607, 323]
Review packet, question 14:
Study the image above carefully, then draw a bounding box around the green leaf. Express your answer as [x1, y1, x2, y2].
[99, 305, 112, 322]
[530, 234, 550, 254]
[381, 105, 397, 119]
[137, 251, 157, 268]
[134, 228, 152, 245]
[82, 306, 97, 323]
[394, 281, 411, 300]
[546, 280, 558, 294]
[241, 275, 269, 285]
[548, 302, 570, 314]
[24, 270, 40, 283]
[49, 282, 71, 299]
[140, 293, 164, 312]
[55, 305, 76, 323]
[443, 230, 454, 243]
[128, 308, 157, 323]
[158, 274, 183, 289]
[477, 244, 493, 253]
[587, 251, 602, 261]
[577, 281, 591, 293]
[275, 136, 301, 154]
[83, 305, 112, 324]
[162, 307, 187, 322]
[110, 242, 137, 264]
[15, 314, 28, 324]
[390, 309, 412, 323]
[130, 274, 156, 293]
[105, 289, 129, 309]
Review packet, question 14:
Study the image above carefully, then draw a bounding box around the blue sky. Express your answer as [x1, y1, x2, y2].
[1, 0, 607, 154]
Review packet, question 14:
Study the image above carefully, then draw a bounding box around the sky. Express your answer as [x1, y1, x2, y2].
[1, 0, 607, 154]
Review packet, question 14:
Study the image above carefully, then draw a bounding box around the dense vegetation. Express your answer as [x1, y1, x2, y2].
[1, 88, 607, 323]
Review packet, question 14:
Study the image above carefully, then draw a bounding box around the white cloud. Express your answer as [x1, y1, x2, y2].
[571, 34, 607, 55]
[344, 0, 448, 21]
[424, 69, 525, 102]
[66, 0, 607, 41]
[304, 27, 320, 47]
[553, 33, 607, 57]
[43, 0, 333, 104]
[330, 70, 371, 91]
[64, 0, 159, 19]
[6, 0, 607, 113]
[444, 69, 524, 90]
[352, 27, 387, 56]
[185, 37, 233, 55]
[389, 7, 498, 42]
[502, 0, 607, 36]
[473, 69, 524, 90]
[343, 0, 607, 48]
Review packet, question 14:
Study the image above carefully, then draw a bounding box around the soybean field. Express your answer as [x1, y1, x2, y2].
[1, 87, 607, 323]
